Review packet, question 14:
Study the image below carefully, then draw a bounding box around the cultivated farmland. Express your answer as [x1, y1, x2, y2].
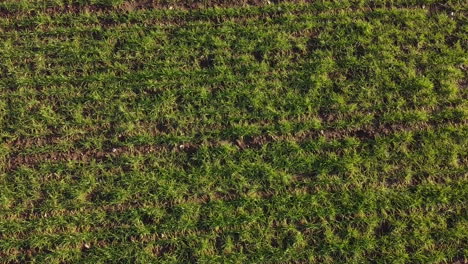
[0, 0, 467, 263]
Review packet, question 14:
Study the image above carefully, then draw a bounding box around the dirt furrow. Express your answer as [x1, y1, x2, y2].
[4, 118, 466, 172]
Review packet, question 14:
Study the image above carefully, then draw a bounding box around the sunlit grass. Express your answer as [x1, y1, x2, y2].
[0, 0, 467, 263]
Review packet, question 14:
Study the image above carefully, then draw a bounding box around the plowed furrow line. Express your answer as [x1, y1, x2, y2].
[5, 118, 466, 171]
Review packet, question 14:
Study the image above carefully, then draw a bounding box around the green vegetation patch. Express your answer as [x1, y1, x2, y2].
[0, 0, 467, 263]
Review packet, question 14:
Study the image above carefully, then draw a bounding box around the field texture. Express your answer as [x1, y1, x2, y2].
[0, 0, 467, 263]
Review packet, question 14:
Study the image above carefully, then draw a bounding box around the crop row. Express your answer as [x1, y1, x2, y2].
[1, 6, 465, 152]
[1, 182, 465, 262]
[2, 124, 466, 215]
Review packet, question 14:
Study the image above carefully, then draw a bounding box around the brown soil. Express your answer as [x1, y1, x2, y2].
[4, 119, 465, 171]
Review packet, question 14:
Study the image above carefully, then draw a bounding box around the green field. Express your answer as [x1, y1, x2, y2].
[0, 0, 467, 263]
